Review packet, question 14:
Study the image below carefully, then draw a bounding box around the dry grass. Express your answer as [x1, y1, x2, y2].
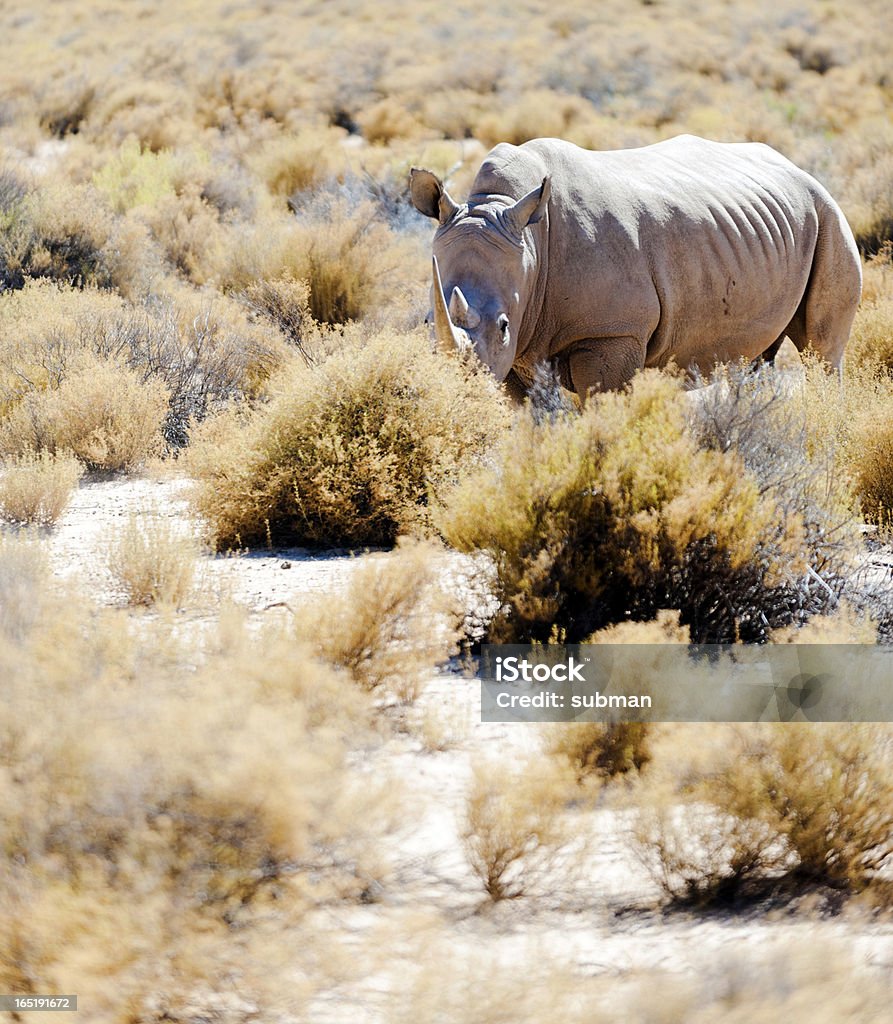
[0, 450, 82, 526]
[189, 328, 510, 549]
[0, 353, 169, 472]
[105, 512, 201, 607]
[392, 939, 893, 1024]
[0, 535, 398, 1018]
[635, 723, 893, 906]
[547, 722, 652, 783]
[292, 541, 459, 703]
[461, 757, 578, 901]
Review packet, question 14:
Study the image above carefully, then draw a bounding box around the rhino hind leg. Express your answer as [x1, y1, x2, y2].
[565, 337, 647, 399]
[781, 204, 862, 374]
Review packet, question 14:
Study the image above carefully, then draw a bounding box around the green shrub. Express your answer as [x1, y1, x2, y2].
[189, 329, 510, 548]
[437, 370, 844, 643]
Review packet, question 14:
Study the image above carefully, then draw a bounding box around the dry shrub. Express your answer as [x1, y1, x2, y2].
[0, 538, 393, 1017]
[394, 948, 600, 1024]
[239, 275, 313, 361]
[411, 702, 469, 753]
[0, 182, 117, 291]
[357, 98, 425, 145]
[860, 242, 893, 304]
[393, 939, 893, 1024]
[106, 513, 201, 608]
[0, 450, 82, 526]
[189, 329, 510, 549]
[636, 723, 893, 906]
[248, 127, 349, 199]
[805, 358, 893, 530]
[142, 185, 228, 285]
[0, 353, 168, 472]
[437, 370, 847, 644]
[461, 757, 577, 901]
[547, 723, 652, 783]
[288, 193, 419, 325]
[846, 295, 893, 371]
[293, 541, 458, 703]
[220, 191, 424, 327]
[0, 281, 284, 447]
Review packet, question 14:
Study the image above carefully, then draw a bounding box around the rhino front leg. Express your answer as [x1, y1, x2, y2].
[566, 337, 647, 400]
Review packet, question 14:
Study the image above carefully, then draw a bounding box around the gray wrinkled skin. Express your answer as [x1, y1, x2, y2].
[410, 135, 862, 399]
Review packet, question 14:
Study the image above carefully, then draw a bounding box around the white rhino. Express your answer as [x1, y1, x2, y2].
[410, 135, 861, 399]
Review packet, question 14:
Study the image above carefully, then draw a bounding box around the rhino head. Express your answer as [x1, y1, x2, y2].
[409, 167, 550, 381]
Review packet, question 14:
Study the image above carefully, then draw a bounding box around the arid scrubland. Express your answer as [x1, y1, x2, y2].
[2, 0, 893, 1020]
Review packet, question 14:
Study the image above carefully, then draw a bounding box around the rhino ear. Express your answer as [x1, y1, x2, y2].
[503, 175, 551, 236]
[409, 168, 460, 224]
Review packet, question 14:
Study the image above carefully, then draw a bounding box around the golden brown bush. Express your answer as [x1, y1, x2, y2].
[547, 722, 652, 783]
[0, 353, 169, 472]
[636, 723, 893, 905]
[0, 281, 286, 447]
[293, 541, 458, 703]
[803, 359, 893, 530]
[846, 295, 893, 371]
[142, 185, 228, 285]
[105, 512, 202, 608]
[461, 757, 577, 901]
[437, 371, 845, 643]
[248, 127, 350, 198]
[0, 450, 82, 527]
[219, 192, 425, 328]
[189, 328, 510, 549]
[0, 182, 117, 291]
[240, 275, 313, 360]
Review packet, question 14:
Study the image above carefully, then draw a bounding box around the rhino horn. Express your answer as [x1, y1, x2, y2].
[432, 257, 465, 353]
[449, 286, 481, 330]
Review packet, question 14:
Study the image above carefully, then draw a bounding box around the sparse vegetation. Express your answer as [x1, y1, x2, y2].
[0, 450, 82, 526]
[293, 541, 459, 703]
[461, 757, 578, 901]
[105, 512, 201, 607]
[0, 536, 393, 1017]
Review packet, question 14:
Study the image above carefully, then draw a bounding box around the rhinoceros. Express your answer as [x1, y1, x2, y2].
[409, 135, 861, 399]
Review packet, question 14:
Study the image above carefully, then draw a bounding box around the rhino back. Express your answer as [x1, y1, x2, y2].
[505, 136, 838, 368]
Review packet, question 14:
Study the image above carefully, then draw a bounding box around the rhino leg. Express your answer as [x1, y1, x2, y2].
[783, 204, 862, 376]
[565, 337, 647, 400]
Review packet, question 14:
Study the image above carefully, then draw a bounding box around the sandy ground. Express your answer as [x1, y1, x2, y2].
[42, 475, 893, 1020]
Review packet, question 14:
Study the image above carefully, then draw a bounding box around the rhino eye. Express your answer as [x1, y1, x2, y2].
[497, 314, 510, 341]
